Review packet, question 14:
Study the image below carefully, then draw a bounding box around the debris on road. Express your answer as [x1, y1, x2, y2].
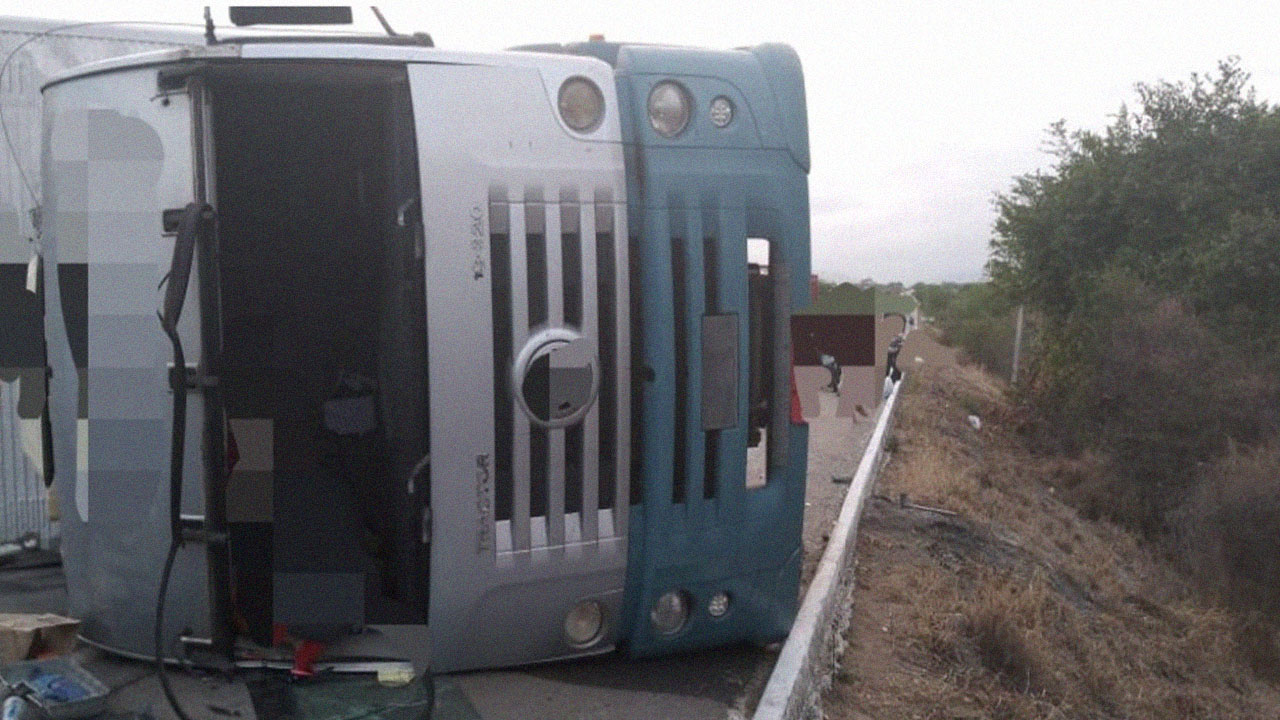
[0, 615, 79, 665]
[0, 536, 38, 565]
[865, 492, 959, 517]
[0, 657, 109, 720]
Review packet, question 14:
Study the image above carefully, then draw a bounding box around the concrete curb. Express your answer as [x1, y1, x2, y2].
[752, 378, 904, 720]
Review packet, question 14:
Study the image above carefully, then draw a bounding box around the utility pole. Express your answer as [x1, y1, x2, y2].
[1011, 305, 1025, 384]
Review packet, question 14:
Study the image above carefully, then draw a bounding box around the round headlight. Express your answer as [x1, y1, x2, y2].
[558, 77, 605, 133]
[650, 590, 691, 635]
[564, 600, 605, 647]
[708, 591, 731, 618]
[709, 96, 734, 128]
[647, 81, 691, 138]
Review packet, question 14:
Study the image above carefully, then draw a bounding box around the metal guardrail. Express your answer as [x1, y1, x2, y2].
[753, 376, 904, 720]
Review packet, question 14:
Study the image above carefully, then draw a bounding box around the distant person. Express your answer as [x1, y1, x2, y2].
[886, 333, 904, 383]
[820, 353, 841, 394]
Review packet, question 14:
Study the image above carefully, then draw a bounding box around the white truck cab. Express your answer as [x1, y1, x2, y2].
[41, 36, 630, 672]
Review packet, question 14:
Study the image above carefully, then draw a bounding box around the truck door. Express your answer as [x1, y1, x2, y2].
[41, 65, 223, 658]
[408, 62, 632, 671]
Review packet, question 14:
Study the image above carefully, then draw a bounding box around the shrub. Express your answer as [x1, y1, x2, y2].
[923, 281, 1025, 377]
[1028, 275, 1278, 536]
[1099, 300, 1275, 529]
[1180, 438, 1280, 619]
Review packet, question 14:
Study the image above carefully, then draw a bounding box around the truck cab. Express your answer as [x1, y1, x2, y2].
[32, 30, 808, 672]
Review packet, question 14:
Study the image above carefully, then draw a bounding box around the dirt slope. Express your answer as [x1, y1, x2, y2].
[823, 332, 1280, 719]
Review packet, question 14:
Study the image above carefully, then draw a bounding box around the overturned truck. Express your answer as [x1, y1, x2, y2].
[18, 17, 811, 672]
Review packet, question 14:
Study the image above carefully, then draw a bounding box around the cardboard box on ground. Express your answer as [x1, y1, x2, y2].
[0, 614, 80, 665]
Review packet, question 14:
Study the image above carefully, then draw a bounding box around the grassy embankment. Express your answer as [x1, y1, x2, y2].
[825, 332, 1280, 719]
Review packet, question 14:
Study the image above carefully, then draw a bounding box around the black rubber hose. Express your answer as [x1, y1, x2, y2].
[155, 539, 193, 720]
[156, 314, 194, 720]
[154, 203, 206, 720]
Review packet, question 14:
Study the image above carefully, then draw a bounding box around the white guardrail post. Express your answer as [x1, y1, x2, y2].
[753, 376, 905, 720]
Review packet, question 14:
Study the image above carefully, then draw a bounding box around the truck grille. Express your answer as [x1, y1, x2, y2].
[487, 187, 629, 559]
[666, 203, 742, 507]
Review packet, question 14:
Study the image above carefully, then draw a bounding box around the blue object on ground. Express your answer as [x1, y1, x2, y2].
[0, 658, 108, 719]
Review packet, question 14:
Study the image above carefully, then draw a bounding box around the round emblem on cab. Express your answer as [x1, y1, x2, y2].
[512, 328, 599, 428]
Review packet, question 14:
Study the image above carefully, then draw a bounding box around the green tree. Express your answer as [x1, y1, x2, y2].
[990, 57, 1280, 348]
[988, 58, 1280, 536]
[911, 281, 960, 318]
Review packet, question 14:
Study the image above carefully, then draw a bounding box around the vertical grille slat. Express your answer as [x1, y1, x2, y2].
[579, 201, 600, 542]
[703, 233, 720, 500]
[670, 232, 688, 505]
[546, 202, 564, 326]
[509, 200, 532, 552]
[683, 204, 706, 508]
[565, 424, 584, 516]
[561, 203, 583, 328]
[607, 191, 631, 539]
[545, 202, 566, 548]
[595, 197, 618, 514]
[526, 202, 549, 525]
[560, 201, 585, 522]
[718, 204, 750, 500]
[768, 244, 791, 468]
[489, 198, 514, 526]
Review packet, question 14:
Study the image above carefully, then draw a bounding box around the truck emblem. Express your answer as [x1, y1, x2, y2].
[512, 328, 599, 428]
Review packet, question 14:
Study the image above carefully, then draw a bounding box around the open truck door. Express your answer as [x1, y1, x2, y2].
[42, 62, 227, 658]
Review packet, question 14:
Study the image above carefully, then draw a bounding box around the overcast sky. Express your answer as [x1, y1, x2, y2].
[14, 1, 1280, 283]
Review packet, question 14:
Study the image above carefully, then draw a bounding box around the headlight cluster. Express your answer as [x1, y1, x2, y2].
[649, 588, 733, 634]
[647, 82, 736, 138]
[564, 599, 605, 647]
[558, 76, 605, 133]
[559, 76, 736, 138]
[563, 589, 736, 647]
[647, 81, 692, 138]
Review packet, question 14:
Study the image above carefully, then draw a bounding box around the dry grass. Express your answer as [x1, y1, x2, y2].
[824, 341, 1280, 720]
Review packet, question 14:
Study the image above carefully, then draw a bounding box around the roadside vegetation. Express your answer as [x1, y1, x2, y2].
[829, 59, 1280, 717]
[912, 282, 1022, 377]
[947, 58, 1280, 636]
[827, 356, 1280, 718]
